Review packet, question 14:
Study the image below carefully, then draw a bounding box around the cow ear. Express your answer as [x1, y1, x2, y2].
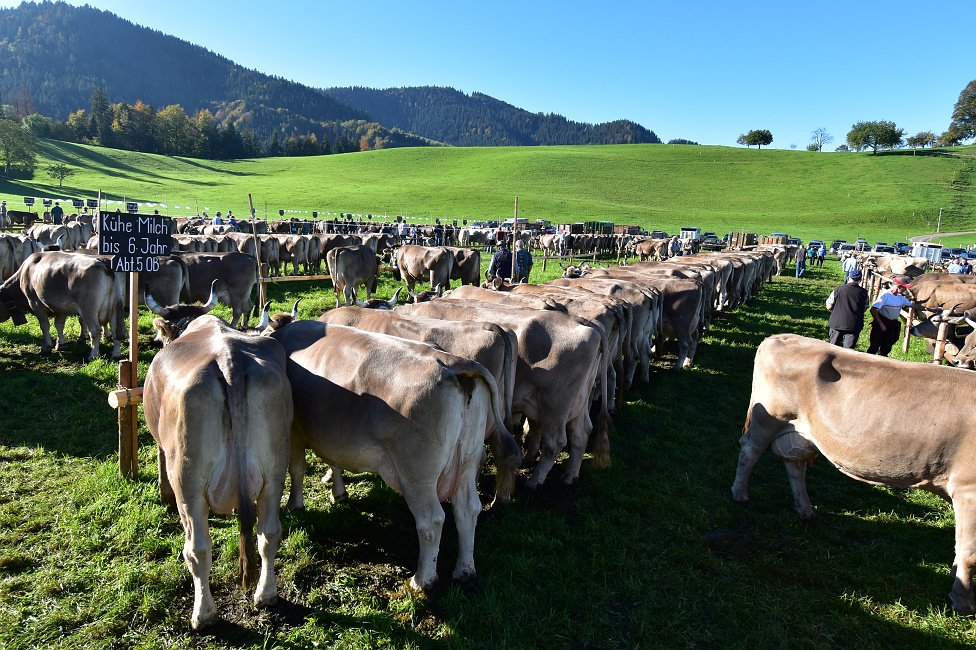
[151, 317, 175, 345]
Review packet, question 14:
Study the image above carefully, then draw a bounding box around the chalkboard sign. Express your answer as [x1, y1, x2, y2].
[86, 199, 98, 209]
[125, 202, 138, 214]
[98, 213, 174, 273]
[71, 199, 84, 208]
[43, 199, 52, 207]
[23, 197, 34, 206]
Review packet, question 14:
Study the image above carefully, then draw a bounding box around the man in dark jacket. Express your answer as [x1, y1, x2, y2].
[825, 269, 868, 349]
[486, 241, 518, 281]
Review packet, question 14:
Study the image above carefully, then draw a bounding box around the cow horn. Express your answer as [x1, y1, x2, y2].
[387, 287, 402, 307]
[967, 317, 976, 331]
[143, 283, 170, 317]
[200, 279, 219, 313]
[291, 299, 301, 319]
[354, 296, 369, 307]
[433, 283, 442, 295]
[256, 302, 271, 329]
[559, 263, 568, 270]
[408, 289, 420, 298]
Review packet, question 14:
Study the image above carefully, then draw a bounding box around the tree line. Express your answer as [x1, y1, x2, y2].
[738, 79, 976, 153]
[10, 88, 428, 162]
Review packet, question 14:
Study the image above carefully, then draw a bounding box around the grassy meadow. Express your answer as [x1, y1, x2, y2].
[5, 139, 976, 247]
[1, 141, 976, 648]
[1, 254, 975, 648]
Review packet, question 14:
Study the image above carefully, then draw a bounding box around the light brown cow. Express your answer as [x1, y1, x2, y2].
[326, 245, 381, 307]
[143, 315, 293, 629]
[397, 299, 611, 488]
[732, 333, 976, 614]
[270, 320, 508, 590]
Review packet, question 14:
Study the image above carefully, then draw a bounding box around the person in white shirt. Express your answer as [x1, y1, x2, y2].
[866, 276, 939, 356]
[842, 254, 858, 280]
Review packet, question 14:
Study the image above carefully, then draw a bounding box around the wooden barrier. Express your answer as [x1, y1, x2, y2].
[540, 251, 598, 272]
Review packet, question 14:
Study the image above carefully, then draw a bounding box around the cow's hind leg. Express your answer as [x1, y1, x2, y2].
[732, 405, 787, 506]
[253, 483, 283, 608]
[526, 422, 567, 489]
[401, 483, 445, 590]
[284, 438, 308, 512]
[561, 411, 592, 485]
[949, 493, 976, 615]
[450, 470, 481, 582]
[178, 495, 217, 629]
[321, 466, 349, 502]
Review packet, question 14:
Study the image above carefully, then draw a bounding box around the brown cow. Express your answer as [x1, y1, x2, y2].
[733, 333, 976, 614]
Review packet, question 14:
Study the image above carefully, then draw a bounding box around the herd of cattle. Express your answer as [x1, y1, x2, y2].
[7, 214, 976, 626]
[126, 238, 785, 628]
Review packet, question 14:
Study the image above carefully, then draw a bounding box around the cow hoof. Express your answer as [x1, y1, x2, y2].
[191, 610, 219, 630]
[255, 593, 278, 609]
[452, 567, 477, 582]
[409, 575, 437, 592]
[331, 490, 348, 503]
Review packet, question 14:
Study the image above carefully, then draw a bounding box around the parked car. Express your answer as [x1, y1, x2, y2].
[835, 243, 856, 260]
[649, 230, 669, 239]
[809, 240, 825, 250]
[894, 241, 911, 254]
[874, 245, 896, 254]
[830, 239, 847, 253]
[787, 237, 802, 246]
[947, 247, 970, 259]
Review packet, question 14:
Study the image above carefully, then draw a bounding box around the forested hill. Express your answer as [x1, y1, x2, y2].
[0, 1, 660, 150]
[327, 86, 661, 146]
[0, 1, 429, 149]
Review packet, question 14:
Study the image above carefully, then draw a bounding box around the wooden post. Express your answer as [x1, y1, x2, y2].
[249, 194, 266, 311]
[902, 308, 914, 353]
[510, 197, 518, 284]
[116, 187, 140, 478]
[933, 321, 949, 364]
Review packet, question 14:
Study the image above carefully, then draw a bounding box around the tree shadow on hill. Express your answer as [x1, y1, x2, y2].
[173, 156, 249, 176]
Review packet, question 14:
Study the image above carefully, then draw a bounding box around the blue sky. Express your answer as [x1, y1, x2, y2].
[4, 0, 972, 149]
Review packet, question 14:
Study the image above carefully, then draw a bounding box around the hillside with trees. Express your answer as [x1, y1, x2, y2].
[326, 86, 660, 146]
[0, 2, 660, 157]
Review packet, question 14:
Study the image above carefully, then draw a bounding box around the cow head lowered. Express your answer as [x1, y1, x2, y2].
[145, 279, 224, 344]
[354, 287, 402, 310]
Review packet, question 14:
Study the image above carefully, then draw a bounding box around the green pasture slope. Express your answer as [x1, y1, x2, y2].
[5, 138, 975, 245]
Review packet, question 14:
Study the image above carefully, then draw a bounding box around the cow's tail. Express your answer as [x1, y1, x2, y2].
[460, 364, 521, 507]
[487, 323, 517, 435]
[218, 350, 259, 590]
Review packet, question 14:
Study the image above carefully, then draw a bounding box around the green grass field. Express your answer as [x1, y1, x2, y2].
[1, 257, 975, 648]
[6, 139, 976, 248]
[1, 141, 975, 647]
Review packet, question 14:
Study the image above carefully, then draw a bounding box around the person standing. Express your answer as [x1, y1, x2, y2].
[486, 241, 518, 281]
[842, 253, 858, 280]
[948, 257, 965, 274]
[50, 201, 64, 225]
[795, 244, 807, 278]
[825, 269, 869, 349]
[514, 240, 533, 283]
[0, 200, 7, 232]
[866, 276, 939, 356]
[817, 244, 826, 267]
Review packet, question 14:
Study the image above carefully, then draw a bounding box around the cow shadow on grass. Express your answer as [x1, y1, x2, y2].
[0, 333, 120, 458]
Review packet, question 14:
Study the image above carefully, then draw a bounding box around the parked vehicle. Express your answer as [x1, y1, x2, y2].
[874, 245, 896, 254]
[787, 237, 802, 246]
[894, 241, 911, 254]
[830, 239, 847, 253]
[835, 243, 856, 260]
[947, 247, 969, 259]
